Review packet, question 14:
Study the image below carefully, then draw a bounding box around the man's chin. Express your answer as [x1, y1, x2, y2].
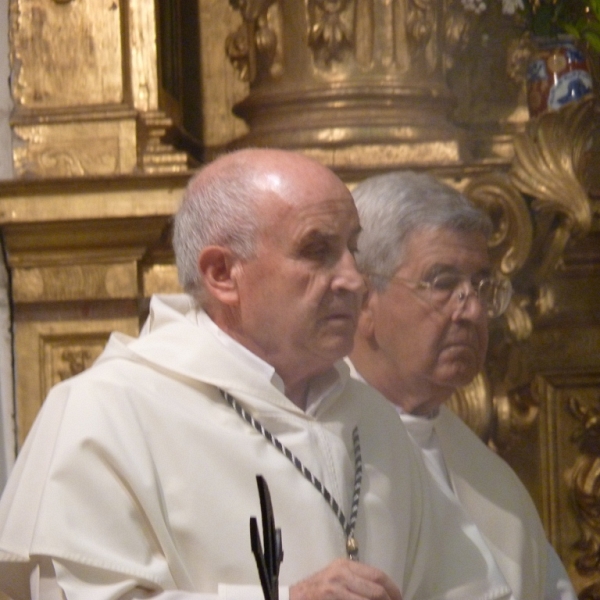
[441, 344, 481, 365]
[437, 357, 481, 389]
[318, 333, 355, 361]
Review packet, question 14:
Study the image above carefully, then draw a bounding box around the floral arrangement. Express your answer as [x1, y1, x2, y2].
[461, 0, 600, 50]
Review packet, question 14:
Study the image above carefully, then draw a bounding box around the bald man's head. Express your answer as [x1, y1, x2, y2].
[173, 148, 351, 305]
[172, 149, 364, 399]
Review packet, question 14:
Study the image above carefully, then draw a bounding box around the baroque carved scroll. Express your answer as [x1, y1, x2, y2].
[456, 97, 597, 451]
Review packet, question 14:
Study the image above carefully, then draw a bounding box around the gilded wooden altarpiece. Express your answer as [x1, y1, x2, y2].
[1, 0, 600, 597]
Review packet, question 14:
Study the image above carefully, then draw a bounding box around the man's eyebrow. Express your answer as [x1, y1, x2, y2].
[423, 264, 460, 278]
[423, 264, 492, 278]
[301, 229, 336, 242]
[298, 222, 362, 247]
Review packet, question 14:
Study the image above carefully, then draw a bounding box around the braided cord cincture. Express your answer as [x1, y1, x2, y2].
[221, 389, 362, 560]
[346, 427, 362, 558]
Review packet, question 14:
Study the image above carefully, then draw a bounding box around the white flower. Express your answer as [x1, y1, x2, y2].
[501, 0, 525, 15]
[460, 0, 525, 15]
[461, 0, 487, 14]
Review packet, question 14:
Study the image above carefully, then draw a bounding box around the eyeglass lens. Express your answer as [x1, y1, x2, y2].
[428, 274, 511, 318]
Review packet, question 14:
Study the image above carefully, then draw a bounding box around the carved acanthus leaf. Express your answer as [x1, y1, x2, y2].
[510, 97, 595, 239]
[227, 0, 278, 83]
[407, 0, 435, 50]
[308, 0, 352, 64]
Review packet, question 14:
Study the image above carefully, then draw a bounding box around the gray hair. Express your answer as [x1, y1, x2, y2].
[172, 159, 261, 305]
[352, 171, 492, 290]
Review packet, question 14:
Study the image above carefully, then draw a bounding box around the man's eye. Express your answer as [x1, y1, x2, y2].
[431, 274, 460, 291]
[300, 241, 333, 261]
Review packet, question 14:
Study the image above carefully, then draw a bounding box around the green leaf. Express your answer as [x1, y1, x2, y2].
[591, 0, 600, 18]
[585, 20, 600, 35]
[584, 30, 600, 52]
[563, 23, 582, 38]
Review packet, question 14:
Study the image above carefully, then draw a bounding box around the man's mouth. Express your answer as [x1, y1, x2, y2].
[324, 310, 358, 327]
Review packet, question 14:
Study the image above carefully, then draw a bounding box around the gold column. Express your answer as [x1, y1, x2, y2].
[224, 0, 468, 173]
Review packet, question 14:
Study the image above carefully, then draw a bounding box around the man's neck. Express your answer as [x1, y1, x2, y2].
[349, 350, 449, 416]
[206, 308, 337, 411]
[283, 381, 310, 410]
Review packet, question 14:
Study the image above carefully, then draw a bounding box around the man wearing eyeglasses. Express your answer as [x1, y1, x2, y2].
[348, 171, 576, 600]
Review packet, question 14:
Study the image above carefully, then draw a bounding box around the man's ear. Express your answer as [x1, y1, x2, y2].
[198, 246, 240, 306]
[357, 289, 377, 340]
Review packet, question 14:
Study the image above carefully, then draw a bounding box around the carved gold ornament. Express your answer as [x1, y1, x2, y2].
[568, 396, 600, 598]
[226, 0, 278, 82]
[464, 172, 534, 343]
[464, 172, 533, 277]
[448, 373, 493, 441]
[308, 0, 352, 64]
[510, 97, 595, 279]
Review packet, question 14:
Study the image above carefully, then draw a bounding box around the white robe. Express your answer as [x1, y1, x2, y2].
[348, 360, 576, 600]
[0, 295, 520, 600]
[422, 407, 575, 600]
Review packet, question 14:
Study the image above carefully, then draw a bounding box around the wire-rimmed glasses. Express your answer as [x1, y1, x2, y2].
[367, 270, 513, 318]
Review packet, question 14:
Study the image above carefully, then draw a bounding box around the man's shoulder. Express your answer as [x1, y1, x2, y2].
[437, 405, 534, 491]
[340, 377, 418, 456]
[344, 376, 398, 414]
[437, 405, 494, 448]
[437, 406, 504, 460]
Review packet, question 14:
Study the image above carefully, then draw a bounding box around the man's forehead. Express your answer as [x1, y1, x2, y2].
[291, 197, 359, 230]
[403, 227, 490, 267]
[262, 185, 356, 218]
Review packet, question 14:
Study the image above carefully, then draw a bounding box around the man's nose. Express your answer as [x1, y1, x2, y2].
[451, 281, 486, 320]
[334, 250, 366, 294]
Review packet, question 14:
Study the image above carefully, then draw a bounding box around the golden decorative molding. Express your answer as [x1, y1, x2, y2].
[13, 117, 138, 178]
[9, 0, 190, 177]
[463, 173, 536, 347]
[137, 111, 189, 174]
[12, 262, 139, 304]
[526, 370, 600, 598]
[226, 0, 279, 83]
[568, 394, 600, 597]
[143, 264, 181, 298]
[11, 1, 123, 107]
[0, 173, 189, 446]
[43, 337, 114, 388]
[201, 0, 532, 159]
[308, 0, 351, 65]
[15, 318, 140, 449]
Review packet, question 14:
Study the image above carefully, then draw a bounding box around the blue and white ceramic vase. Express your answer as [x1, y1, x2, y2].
[526, 36, 593, 117]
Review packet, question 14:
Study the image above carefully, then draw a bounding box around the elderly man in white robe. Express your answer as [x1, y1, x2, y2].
[0, 150, 513, 600]
[349, 171, 577, 600]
